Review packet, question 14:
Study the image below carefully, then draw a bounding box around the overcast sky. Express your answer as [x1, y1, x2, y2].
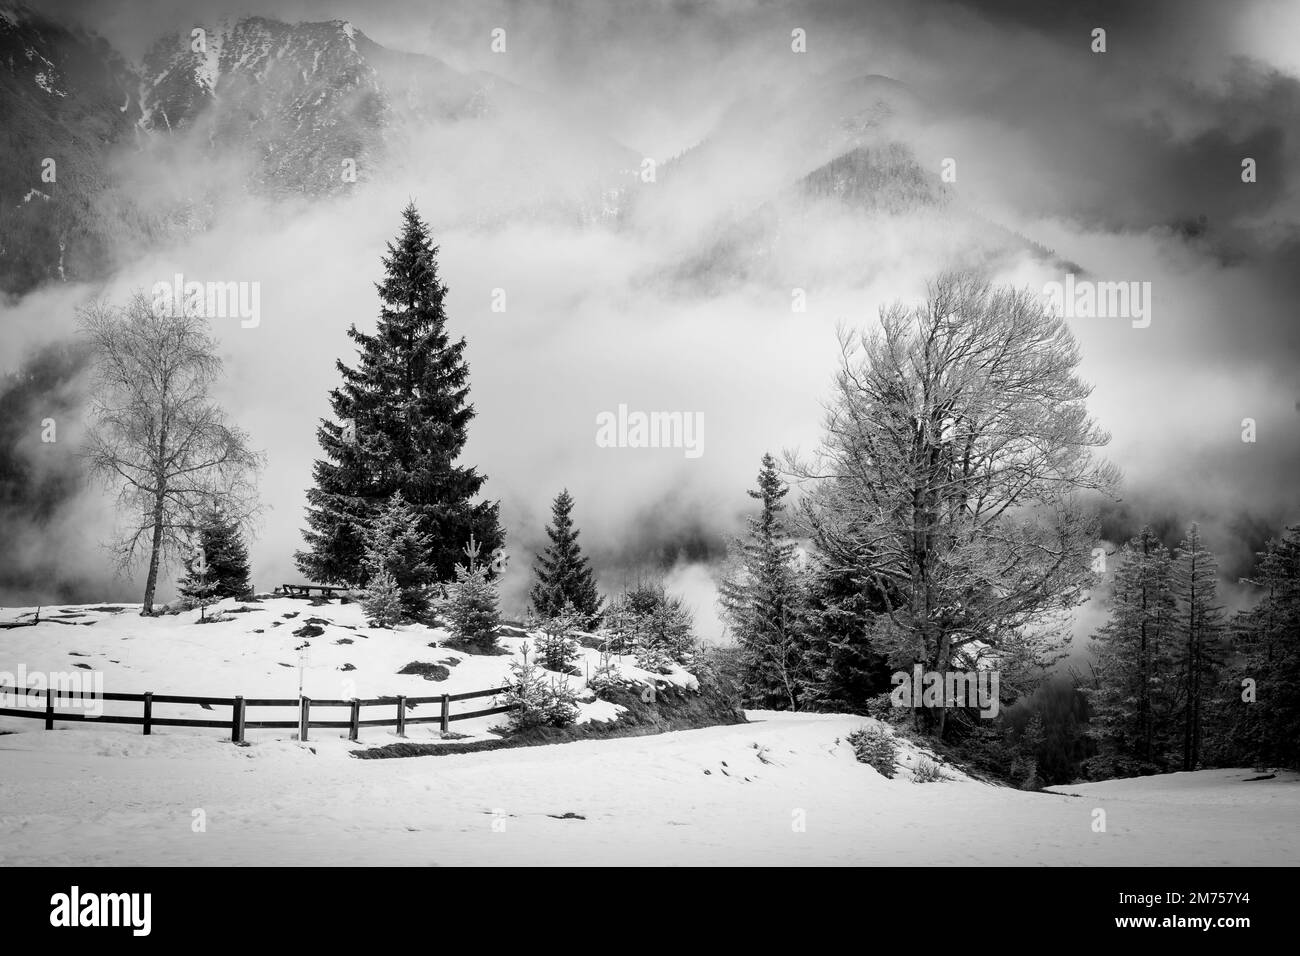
[6, 0, 1299, 647]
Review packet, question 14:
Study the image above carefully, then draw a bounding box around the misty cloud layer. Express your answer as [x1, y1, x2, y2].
[3, 0, 1298, 650]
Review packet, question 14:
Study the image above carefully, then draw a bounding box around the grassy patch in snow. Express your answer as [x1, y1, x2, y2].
[396, 661, 451, 681]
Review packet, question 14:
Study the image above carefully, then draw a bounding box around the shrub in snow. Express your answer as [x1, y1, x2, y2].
[866, 692, 895, 723]
[501, 654, 550, 730]
[542, 674, 580, 727]
[587, 648, 626, 698]
[847, 724, 898, 779]
[633, 639, 674, 675]
[912, 757, 948, 783]
[534, 601, 582, 675]
[502, 648, 579, 731]
[605, 582, 696, 670]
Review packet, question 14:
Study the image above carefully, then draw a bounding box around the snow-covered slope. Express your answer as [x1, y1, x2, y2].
[3, 599, 1295, 865]
[0, 597, 695, 742]
[1, 711, 1295, 865]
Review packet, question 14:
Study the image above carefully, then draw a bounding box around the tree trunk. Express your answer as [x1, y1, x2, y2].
[1138, 574, 1151, 762]
[141, 487, 166, 614]
[936, 630, 950, 739]
[141, 418, 169, 615]
[1182, 631, 1194, 771]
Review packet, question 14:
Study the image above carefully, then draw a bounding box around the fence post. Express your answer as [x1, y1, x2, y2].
[440, 693, 450, 733]
[348, 698, 360, 742]
[143, 691, 153, 736]
[396, 695, 406, 738]
[299, 696, 311, 742]
[231, 695, 246, 743]
[45, 686, 54, 730]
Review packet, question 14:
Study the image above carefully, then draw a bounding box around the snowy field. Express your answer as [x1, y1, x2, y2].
[1, 600, 1296, 866]
[1, 713, 1296, 866]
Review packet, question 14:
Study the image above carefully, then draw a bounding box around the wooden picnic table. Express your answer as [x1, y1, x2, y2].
[274, 584, 351, 598]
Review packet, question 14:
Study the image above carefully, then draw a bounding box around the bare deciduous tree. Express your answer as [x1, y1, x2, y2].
[79, 292, 263, 614]
[791, 272, 1120, 735]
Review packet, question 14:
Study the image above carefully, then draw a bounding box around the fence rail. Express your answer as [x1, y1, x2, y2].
[0, 682, 515, 743]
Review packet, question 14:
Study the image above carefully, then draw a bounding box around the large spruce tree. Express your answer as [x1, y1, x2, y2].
[1084, 527, 1178, 774]
[1171, 523, 1225, 771]
[800, 555, 894, 714]
[1225, 527, 1300, 769]
[718, 453, 808, 710]
[295, 204, 503, 586]
[530, 489, 604, 628]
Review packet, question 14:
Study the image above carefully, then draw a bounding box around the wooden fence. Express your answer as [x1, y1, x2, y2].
[0, 683, 516, 744]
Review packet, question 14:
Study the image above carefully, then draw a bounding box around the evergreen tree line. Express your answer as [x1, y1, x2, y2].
[1082, 523, 1300, 776]
[717, 448, 1300, 780]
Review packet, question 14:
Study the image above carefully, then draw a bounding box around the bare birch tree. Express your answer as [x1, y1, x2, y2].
[791, 272, 1119, 736]
[79, 292, 263, 614]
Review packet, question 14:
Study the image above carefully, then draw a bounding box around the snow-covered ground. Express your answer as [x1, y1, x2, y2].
[2, 600, 1296, 866]
[0, 597, 694, 741]
[1, 712, 1295, 865]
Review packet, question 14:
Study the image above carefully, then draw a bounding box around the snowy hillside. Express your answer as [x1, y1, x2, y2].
[1, 710, 1295, 865]
[0, 597, 696, 742]
[2, 599, 1297, 866]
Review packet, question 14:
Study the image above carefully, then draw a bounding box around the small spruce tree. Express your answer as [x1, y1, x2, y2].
[179, 543, 219, 620]
[361, 492, 436, 622]
[178, 506, 252, 602]
[530, 489, 605, 628]
[535, 600, 583, 674]
[362, 568, 404, 628]
[502, 650, 551, 731]
[607, 582, 696, 672]
[445, 536, 501, 652]
[500, 647, 578, 730]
